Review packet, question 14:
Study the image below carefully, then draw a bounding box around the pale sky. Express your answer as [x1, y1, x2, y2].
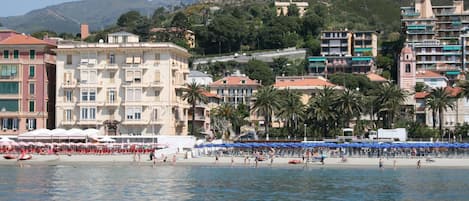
[0, 0, 78, 17]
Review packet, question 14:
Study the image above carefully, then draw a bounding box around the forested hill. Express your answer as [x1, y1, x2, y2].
[0, 0, 196, 34]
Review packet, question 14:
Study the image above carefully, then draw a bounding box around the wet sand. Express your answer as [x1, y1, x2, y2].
[2, 154, 469, 168]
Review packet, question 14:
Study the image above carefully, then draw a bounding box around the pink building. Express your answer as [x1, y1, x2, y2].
[0, 29, 56, 135]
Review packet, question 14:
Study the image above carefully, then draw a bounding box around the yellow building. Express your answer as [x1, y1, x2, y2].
[55, 32, 191, 136]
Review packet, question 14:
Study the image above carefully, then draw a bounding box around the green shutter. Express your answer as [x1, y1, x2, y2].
[29, 66, 35, 77]
[3, 50, 8, 59]
[29, 50, 35, 59]
[0, 82, 19, 94]
[0, 100, 19, 112]
[13, 50, 19, 59]
[29, 101, 35, 112]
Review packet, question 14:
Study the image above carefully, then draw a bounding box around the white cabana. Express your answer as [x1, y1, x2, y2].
[0, 137, 14, 142]
[18, 128, 93, 141]
[98, 136, 116, 143]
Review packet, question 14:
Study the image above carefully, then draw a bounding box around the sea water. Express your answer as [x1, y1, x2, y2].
[0, 164, 468, 201]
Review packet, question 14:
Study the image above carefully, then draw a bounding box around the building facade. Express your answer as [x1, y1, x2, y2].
[209, 71, 260, 107]
[186, 70, 213, 86]
[187, 90, 220, 134]
[401, 0, 469, 74]
[55, 32, 191, 136]
[0, 30, 56, 135]
[274, 1, 309, 17]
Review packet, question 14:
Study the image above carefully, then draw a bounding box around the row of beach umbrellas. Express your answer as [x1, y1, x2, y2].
[196, 142, 469, 149]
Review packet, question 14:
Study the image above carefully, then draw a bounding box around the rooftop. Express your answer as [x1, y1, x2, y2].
[416, 71, 446, 79]
[274, 76, 336, 88]
[211, 75, 260, 86]
[0, 34, 55, 46]
[366, 73, 388, 82]
[189, 70, 212, 78]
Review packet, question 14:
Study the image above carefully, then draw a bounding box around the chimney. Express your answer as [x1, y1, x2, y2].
[80, 24, 89, 40]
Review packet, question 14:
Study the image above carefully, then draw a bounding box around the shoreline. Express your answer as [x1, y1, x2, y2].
[2, 154, 469, 168]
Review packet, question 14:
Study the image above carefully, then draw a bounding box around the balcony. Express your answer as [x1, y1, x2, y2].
[122, 63, 148, 69]
[0, 75, 19, 81]
[149, 81, 164, 89]
[78, 101, 104, 107]
[104, 101, 119, 107]
[122, 81, 152, 88]
[104, 63, 119, 70]
[61, 120, 76, 126]
[78, 81, 103, 88]
[122, 119, 148, 125]
[77, 120, 101, 125]
[123, 101, 148, 106]
[62, 80, 77, 88]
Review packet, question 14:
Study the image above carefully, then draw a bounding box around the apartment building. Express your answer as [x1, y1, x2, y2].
[0, 29, 56, 135]
[209, 71, 260, 106]
[401, 0, 469, 73]
[187, 90, 220, 134]
[274, 1, 309, 17]
[55, 31, 191, 136]
[308, 30, 378, 75]
[415, 87, 469, 129]
[186, 70, 213, 86]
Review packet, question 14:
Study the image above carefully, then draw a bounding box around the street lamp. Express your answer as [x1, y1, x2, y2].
[304, 123, 307, 142]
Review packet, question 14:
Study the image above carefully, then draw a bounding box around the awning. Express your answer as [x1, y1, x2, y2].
[446, 71, 460, 75]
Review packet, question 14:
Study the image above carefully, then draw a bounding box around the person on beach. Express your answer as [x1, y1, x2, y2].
[379, 158, 383, 169]
[231, 156, 234, 166]
[215, 154, 219, 164]
[417, 160, 421, 169]
[393, 159, 397, 169]
[150, 151, 155, 161]
[172, 154, 176, 165]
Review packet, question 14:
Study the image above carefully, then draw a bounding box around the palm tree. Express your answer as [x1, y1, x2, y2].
[212, 103, 236, 139]
[277, 89, 305, 137]
[307, 86, 337, 138]
[335, 89, 363, 128]
[182, 82, 207, 136]
[459, 81, 469, 99]
[425, 96, 438, 129]
[252, 86, 281, 139]
[427, 87, 455, 137]
[372, 83, 407, 128]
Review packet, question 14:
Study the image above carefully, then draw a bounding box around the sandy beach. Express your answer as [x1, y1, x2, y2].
[2, 154, 469, 168]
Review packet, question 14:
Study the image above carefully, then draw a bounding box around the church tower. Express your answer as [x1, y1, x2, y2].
[398, 46, 416, 93]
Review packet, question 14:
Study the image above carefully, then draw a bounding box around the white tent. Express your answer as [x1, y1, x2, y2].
[0, 137, 14, 142]
[98, 136, 116, 142]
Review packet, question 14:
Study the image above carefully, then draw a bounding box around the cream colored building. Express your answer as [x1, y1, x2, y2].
[55, 32, 191, 136]
[275, 1, 309, 17]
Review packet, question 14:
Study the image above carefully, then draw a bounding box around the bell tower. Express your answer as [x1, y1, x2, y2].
[398, 46, 416, 93]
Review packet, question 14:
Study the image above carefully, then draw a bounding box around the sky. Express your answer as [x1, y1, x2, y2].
[0, 0, 78, 17]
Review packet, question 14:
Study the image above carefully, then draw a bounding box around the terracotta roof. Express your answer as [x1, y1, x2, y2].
[401, 46, 413, 54]
[415, 92, 429, 99]
[366, 73, 388, 82]
[416, 71, 446, 79]
[0, 34, 54, 46]
[274, 77, 335, 88]
[445, 86, 462, 97]
[201, 90, 219, 98]
[211, 76, 260, 86]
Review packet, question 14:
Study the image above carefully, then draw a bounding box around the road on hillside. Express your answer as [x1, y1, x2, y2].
[192, 48, 307, 68]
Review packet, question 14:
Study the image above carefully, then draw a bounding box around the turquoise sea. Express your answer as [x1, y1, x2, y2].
[0, 163, 468, 201]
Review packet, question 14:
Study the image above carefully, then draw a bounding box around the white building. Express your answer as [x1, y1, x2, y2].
[186, 70, 213, 86]
[416, 71, 448, 89]
[55, 32, 191, 136]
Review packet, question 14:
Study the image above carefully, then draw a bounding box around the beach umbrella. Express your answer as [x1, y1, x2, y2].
[35, 142, 45, 147]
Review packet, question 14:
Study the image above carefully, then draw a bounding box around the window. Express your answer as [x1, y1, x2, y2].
[155, 53, 160, 64]
[81, 89, 97, 102]
[3, 50, 8, 59]
[66, 55, 72, 65]
[0, 100, 19, 111]
[1, 65, 18, 78]
[80, 70, 97, 84]
[29, 83, 35, 95]
[80, 107, 96, 120]
[29, 66, 35, 78]
[29, 50, 35, 59]
[109, 54, 115, 64]
[65, 90, 72, 102]
[126, 107, 142, 120]
[13, 50, 19, 59]
[12, 119, 18, 130]
[27, 119, 36, 130]
[29, 100, 35, 112]
[405, 64, 411, 73]
[108, 90, 116, 103]
[152, 109, 158, 121]
[126, 88, 142, 101]
[65, 109, 72, 121]
[0, 82, 19, 94]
